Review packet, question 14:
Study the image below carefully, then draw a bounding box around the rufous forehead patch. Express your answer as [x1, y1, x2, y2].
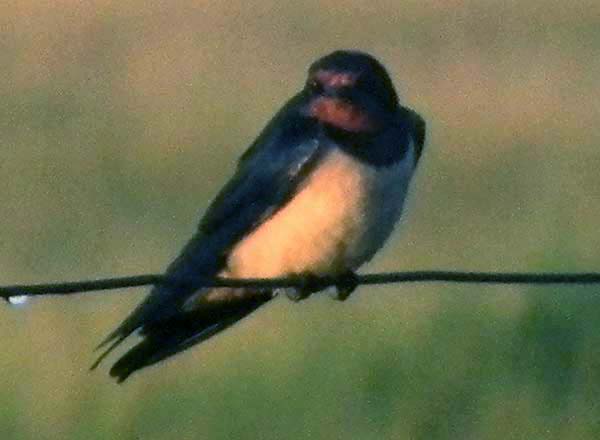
[314, 69, 358, 88]
[308, 96, 375, 132]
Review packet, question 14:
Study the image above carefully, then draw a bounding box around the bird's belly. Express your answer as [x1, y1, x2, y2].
[225, 148, 412, 279]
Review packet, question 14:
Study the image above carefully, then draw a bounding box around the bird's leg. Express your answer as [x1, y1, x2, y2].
[334, 271, 359, 301]
[285, 272, 325, 302]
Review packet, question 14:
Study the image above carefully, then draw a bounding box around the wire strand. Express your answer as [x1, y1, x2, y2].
[1, 270, 600, 299]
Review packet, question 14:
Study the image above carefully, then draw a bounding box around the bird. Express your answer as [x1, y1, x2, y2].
[91, 50, 426, 382]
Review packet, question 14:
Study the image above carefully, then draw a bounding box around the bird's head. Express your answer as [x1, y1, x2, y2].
[303, 50, 399, 133]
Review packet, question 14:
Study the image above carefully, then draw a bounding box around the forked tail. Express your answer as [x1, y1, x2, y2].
[93, 291, 272, 383]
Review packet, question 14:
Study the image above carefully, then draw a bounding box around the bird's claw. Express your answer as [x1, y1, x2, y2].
[285, 273, 325, 302]
[334, 271, 359, 301]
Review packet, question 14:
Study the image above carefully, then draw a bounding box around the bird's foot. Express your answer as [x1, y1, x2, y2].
[334, 271, 359, 301]
[285, 289, 311, 302]
[285, 273, 325, 302]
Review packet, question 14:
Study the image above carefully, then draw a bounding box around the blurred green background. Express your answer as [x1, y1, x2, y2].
[1, 1, 600, 438]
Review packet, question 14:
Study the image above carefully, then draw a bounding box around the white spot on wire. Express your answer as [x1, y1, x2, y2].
[8, 295, 29, 306]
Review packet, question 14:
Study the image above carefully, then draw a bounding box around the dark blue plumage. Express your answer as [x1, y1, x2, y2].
[93, 50, 426, 382]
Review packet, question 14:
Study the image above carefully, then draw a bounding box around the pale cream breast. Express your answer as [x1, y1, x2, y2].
[224, 145, 415, 279]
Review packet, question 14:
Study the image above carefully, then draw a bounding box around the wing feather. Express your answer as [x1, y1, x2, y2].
[94, 95, 325, 355]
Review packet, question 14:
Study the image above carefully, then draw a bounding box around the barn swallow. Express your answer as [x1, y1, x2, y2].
[92, 50, 426, 382]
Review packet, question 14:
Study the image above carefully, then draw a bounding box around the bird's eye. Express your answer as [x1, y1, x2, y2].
[307, 78, 322, 93]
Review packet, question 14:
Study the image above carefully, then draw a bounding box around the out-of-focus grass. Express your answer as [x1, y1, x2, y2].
[1, 1, 600, 439]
